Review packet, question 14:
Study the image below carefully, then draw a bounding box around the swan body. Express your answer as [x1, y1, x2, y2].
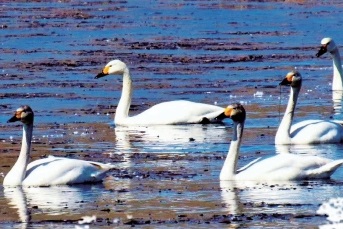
[316, 37, 343, 91]
[220, 103, 343, 181]
[3, 106, 114, 186]
[275, 71, 343, 144]
[95, 59, 226, 126]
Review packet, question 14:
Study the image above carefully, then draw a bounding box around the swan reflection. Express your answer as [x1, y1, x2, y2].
[114, 124, 230, 154]
[220, 179, 343, 228]
[275, 144, 343, 158]
[4, 184, 112, 224]
[333, 90, 343, 117]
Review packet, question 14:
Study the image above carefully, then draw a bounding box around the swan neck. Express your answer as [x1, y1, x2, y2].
[220, 121, 243, 180]
[4, 124, 33, 185]
[331, 48, 343, 91]
[276, 86, 299, 143]
[115, 68, 132, 122]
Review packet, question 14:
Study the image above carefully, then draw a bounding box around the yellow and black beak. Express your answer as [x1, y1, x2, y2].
[95, 71, 108, 79]
[316, 45, 327, 57]
[95, 65, 110, 79]
[7, 114, 20, 123]
[279, 77, 292, 86]
[224, 103, 246, 123]
[224, 106, 234, 118]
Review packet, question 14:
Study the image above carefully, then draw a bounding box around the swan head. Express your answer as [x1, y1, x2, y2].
[316, 37, 337, 57]
[7, 105, 34, 125]
[224, 103, 246, 123]
[95, 59, 128, 79]
[279, 71, 302, 88]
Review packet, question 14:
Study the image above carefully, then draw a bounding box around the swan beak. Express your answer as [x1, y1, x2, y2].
[7, 115, 20, 123]
[279, 77, 291, 86]
[224, 106, 233, 117]
[316, 45, 327, 57]
[95, 72, 108, 79]
[95, 66, 110, 79]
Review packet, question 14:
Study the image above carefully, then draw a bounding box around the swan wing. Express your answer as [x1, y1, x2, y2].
[237, 154, 337, 181]
[236, 157, 262, 173]
[305, 159, 343, 179]
[290, 120, 343, 144]
[120, 100, 225, 125]
[23, 157, 114, 186]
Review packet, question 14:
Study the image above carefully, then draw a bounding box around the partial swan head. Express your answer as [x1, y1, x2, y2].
[279, 71, 302, 88]
[7, 105, 34, 125]
[317, 37, 337, 57]
[224, 103, 246, 123]
[95, 59, 128, 79]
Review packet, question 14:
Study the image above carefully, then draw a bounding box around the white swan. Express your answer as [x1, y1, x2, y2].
[275, 71, 343, 144]
[95, 59, 227, 126]
[3, 105, 114, 186]
[316, 37, 343, 91]
[220, 103, 343, 181]
[316, 37, 343, 121]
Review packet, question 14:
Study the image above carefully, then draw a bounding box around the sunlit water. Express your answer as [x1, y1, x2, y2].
[1, 0, 343, 228]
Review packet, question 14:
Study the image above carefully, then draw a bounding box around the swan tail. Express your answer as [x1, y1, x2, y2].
[332, 120, 343, 126]
[306, 160, 343, 179]
[90, 162, 116, 171]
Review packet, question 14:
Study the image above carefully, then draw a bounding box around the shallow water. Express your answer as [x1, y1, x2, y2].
[1, 0, 343, 228]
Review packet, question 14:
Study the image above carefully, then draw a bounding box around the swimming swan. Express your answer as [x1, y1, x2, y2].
[316, 37, 343, 91]
[3, 105, 114, 186]
[316, 37, 343, 121]
[220, 103, 343, 181]
[275, 71, 343, 144]
[95, 59, 227, 126]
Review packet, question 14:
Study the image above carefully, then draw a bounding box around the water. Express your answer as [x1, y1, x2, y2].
[1, 0, 343, 227]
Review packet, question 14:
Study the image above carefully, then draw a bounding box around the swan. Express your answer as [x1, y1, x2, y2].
[275, 71, 343, 144]
[220, 103, 343, 181]
[316, 37, 343, 121]
[316, 37, 343, 91]
[95, 59, 227, 126]
[3, 105, 114, 186]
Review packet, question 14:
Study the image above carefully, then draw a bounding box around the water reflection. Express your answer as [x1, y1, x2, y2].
[333, 90, 343, 123]
[333, 90, 343, 117]
[114, 124, 230, 154]
[220, 179, 343, 227]
[3, 184, 108, 225]
[275, 144, 343, 158]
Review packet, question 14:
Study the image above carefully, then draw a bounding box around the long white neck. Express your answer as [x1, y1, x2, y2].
[331, 48, 343, 91]
[3, 124, 33, 186]
[219, 121, 244, 180]
[115, 68, 132, 123]
[275, 86, 300, 144]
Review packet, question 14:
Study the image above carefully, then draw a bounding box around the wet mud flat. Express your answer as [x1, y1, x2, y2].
[2, 0, 343, 228]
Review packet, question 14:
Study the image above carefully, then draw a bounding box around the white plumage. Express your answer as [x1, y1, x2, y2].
[220, 103, 343, 181]
[95, 59, 226, 126]
[3, 105, 114, 186]
[275, 71, 343, 144]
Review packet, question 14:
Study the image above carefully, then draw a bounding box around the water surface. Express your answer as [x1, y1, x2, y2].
[1, 0, 343, 228]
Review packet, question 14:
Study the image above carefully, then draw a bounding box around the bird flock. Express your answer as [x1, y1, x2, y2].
[3, 37, 343, 186]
